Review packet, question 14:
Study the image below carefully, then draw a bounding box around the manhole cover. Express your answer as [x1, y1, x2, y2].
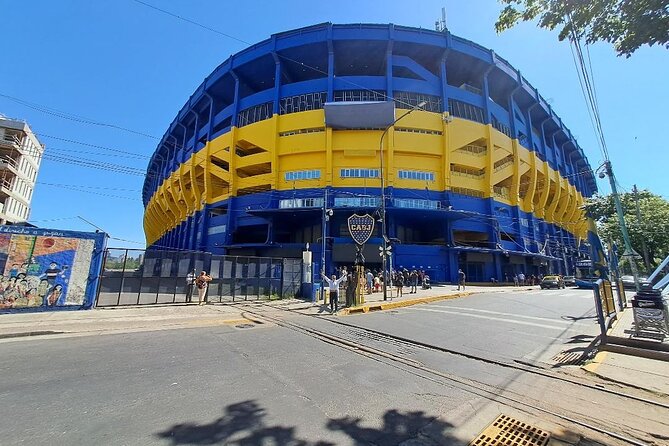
[470, 414, 550, 446]
[550, 351, 584, 366]
[235, 324, 256, 329]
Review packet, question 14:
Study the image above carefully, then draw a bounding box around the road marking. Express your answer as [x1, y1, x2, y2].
[408, 307, 577, 331]
[421, 305, 595, 327]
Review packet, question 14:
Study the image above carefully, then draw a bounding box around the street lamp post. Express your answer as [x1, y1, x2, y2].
[379, 101, 426, 301]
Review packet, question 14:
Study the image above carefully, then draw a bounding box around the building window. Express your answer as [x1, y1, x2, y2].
[448, 99, 485, 124]
[237, 102, 273, 127]
[333, 90, 386, 102]
[398, 170, 435, 181]
[451, 187, 485, 198]
[279, 92, 327, 115]
[334, 197, 380, 207]
[394, 92, 442, 113]
[392, 198, 441, 209]
[340, 168, 379, 178]
[278, 198, 324, 209]
[278, 127, 325, 137]
[284, 170, 321, 181]
[492, 116, 513, 138]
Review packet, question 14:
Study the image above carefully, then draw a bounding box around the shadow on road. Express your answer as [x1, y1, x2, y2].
[155, 400, 465, 445]
[564, 334, 595, 344]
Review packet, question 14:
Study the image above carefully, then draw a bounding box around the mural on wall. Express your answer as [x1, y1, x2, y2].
[0, 229, 100, 310]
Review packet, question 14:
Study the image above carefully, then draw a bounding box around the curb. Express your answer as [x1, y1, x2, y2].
[600, 343, 669, 362]
[338, 292, 473, 316]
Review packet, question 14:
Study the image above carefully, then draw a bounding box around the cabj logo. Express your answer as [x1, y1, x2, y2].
[347, 214, 375, 245]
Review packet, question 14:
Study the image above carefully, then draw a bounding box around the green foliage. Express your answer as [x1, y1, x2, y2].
[584, 190, 669, 270]
[496, 0, 669, 57]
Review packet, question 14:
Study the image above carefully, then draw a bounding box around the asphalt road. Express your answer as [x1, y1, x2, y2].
[339, 287, 601, 365]
[1, 288, 666, 446]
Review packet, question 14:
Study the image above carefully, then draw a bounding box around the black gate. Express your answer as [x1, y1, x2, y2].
[96, 248, 302, 307]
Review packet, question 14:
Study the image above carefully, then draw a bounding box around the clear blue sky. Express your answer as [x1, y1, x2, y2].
[1, 0, 667, 248]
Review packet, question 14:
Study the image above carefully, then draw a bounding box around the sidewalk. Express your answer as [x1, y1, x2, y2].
[0, 304, 255, 342]
[583, 350, 669, 396]
[0, 284, 528, 341]
[581, 303, 669, 396]
[270, 283, 536, 315]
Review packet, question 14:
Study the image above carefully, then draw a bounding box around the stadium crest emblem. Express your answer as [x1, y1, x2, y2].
[347, 214, 375, 246]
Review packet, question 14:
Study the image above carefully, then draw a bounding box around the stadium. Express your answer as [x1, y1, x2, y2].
[142, 23, 597, 283]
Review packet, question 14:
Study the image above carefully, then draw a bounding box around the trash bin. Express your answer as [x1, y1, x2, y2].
[632, 284, 669, 334]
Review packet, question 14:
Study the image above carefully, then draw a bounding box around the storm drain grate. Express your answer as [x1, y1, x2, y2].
[470, 414, 550, 446]
[550, 350, 585, 366]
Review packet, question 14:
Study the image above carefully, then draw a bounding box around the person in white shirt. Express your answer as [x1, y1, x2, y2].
[321, 271, 347, 313]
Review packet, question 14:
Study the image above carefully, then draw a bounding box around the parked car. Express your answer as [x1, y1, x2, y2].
[620, 275, 648, 290]
[540, 275, 565, 289]
[563, 276, 576, 287]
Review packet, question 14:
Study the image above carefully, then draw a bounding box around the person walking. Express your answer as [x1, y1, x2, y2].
[395, 271, 404, 297]
[321, 271, 347, 313]
[185, 269, 196, 303]
[195, 271, 212, 305]
[457, 269, 466, 291]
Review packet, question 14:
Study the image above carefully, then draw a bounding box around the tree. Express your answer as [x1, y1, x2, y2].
[496, 0, 669, 57]
[584, 190, 669, 272]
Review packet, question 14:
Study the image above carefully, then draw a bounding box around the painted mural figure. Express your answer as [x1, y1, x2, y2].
[45, 284, 64, 306]
[42, 262, 67, 286]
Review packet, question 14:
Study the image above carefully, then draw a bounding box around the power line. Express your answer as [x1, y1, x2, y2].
[38, 133, 150, 159]
[131, 0, 252, 46]
[0, 92, 160, 140]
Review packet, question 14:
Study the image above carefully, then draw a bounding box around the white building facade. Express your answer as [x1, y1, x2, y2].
[0, 116, 43, 224]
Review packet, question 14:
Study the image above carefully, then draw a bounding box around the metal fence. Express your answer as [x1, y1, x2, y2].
[96, 248, 302, 307]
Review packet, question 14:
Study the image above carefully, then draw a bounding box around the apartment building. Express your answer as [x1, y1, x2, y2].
[0, 115, 43, 224]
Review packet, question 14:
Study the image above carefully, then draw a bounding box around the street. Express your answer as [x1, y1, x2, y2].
[1, 288, 668, 445]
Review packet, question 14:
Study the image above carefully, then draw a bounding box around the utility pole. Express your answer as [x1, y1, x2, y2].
[321, 187, 329, 302]
[632, 184, 651, 273]
[602, 161, 640, 291]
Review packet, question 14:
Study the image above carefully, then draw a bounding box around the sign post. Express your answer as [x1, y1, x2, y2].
[348, 214, 375, 307]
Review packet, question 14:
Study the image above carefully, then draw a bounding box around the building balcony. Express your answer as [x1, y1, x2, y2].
[0, 133, 21, 150]
[0, 156, 19, 176]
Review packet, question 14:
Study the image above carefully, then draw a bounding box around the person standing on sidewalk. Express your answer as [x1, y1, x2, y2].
[321, 271, 347, 313]
[457, 269, 466, 291]
[195, 271, 212, 305]
[185, 270, 196, 303]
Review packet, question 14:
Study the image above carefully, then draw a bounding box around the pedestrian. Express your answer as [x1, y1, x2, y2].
[518, 272, 525, 286]
[345, 271, 356, 307]
[185, 269, 196, 303]
[513, 274, 519, 287]
[395, 271, 404, 297]
[321, 271, 347, 313]
[366, 270, 374, 294]
[195, 271, 212, 305]
[457, 269, 466, 291]
[410, 270, 418, 294]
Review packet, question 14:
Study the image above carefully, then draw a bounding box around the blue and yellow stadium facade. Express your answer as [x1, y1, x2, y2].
[142, 23, 597, 283]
